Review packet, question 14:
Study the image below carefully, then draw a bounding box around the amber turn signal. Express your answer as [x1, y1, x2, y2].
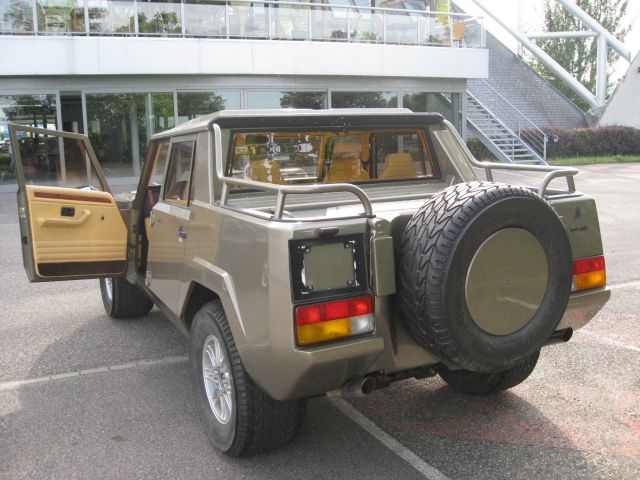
[295, 295, 375, 346]
[573, 255, 606, 291]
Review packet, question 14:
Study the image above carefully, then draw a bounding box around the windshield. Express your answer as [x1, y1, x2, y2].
[228, 128, 436, 185]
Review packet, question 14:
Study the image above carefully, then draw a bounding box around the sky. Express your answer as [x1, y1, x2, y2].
[454, 0, 639, 83]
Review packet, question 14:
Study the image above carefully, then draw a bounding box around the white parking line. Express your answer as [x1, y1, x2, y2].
[577, 329, 640, 352]
[608, 279, 640, 291]
[0, 355, 188, 392]
[329, 397, 451, 480]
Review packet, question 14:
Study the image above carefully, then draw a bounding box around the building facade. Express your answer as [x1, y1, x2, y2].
[0, 0, 488, 185]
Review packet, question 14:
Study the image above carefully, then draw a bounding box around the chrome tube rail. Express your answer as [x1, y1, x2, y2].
[220, 177, 373, 221]
[470, 80, 548, 161]
[443, 120, 578, 196]
[3, 1, 485, 49]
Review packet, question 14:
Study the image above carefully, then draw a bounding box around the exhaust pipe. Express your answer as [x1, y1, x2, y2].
[327, 377, 377, 398]
[544, 328, 573, 346]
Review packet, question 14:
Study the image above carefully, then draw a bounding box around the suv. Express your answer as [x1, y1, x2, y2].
[9, 110, 610, 456]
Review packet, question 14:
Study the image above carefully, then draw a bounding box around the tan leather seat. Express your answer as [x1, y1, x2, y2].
[326, 157, 368, 182]
[379, 152, 417, 179]
[249, 159, 283, 184]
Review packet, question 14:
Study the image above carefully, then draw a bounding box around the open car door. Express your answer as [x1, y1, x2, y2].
[9, 124, 127, 282]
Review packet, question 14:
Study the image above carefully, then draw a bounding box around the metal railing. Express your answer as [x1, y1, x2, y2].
[469, 80, 547, 161]
[0, 1, 485, 48]
[442, 120, 577, 196]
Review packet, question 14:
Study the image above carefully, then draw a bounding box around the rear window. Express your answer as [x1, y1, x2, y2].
[228, 129, 436, 185]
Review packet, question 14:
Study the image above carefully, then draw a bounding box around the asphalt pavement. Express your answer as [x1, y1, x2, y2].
[1, 164, 639, 480]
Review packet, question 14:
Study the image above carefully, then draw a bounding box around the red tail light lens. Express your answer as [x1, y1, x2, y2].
[294, 295, 375, 345]
[573, 255, 606, 291]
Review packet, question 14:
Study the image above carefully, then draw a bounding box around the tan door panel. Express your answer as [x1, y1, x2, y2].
[26, 185, 127, 278]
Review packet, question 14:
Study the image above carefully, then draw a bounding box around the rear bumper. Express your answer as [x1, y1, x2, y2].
[557, 286, 611, 331]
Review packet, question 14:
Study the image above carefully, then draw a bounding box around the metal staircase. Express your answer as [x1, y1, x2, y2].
[467, 85, 547, 165]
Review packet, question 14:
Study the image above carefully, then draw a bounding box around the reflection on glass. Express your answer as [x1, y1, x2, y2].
[385, 11, 418, 45]
[86, 92, 172, 178]
[351, 9, 383, 43]
[403, 92, 461, 132]
[272, 5, 309, 39]
[137, 0, 182, 35]
[0, 95, 58, 185]
[184, 0, 226, 37]
[37, 0, 85, 34]
[87, 0, 135, 34]
[247, 91, 327, 110]
[150, 92, 175, 133]
[0, 0, 34, 33]
[331, 92, 398, 108]
[177, 91, 241, 123]
[310, 5, 348, 41]
[16, 134, 101, 189]
[228, 3, 266, 38]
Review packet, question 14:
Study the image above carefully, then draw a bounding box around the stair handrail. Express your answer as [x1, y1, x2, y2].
[467, 90, 543, 163]
[471, 80, 548, 160]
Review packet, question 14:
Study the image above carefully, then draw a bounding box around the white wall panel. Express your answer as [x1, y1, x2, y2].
[1, 37, 488, 79]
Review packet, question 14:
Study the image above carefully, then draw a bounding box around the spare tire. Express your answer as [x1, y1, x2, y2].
[397, 182, 572, 372]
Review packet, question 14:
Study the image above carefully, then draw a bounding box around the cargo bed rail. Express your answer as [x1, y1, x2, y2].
[444, 120, 579, 196]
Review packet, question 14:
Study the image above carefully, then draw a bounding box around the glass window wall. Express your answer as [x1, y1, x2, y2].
[137, 0, 182, 35]
[177, 91, 241, 123]
[271, 1, 309, 40]
[86, 92, 173, 177]
[0, 94, 58, 185]
[247, 91, 327, 110]
[0, 0, 34, 34]
[87, 0, 135, 34]
[227, 2, 267, 38]
[403, 91, 461, 132]
[184, 0, 226, 37]
[37, 0, 86, 34]
[331, 91, 398, 109]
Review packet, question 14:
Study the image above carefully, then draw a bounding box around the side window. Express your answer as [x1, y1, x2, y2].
[163, 141, 195, 206]
[15, 131, 102, 190]
[150, 141, 170, 185]
[144, 140, 170, 215]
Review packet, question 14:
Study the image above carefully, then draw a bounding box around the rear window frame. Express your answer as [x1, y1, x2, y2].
[225, 125, 442, 191]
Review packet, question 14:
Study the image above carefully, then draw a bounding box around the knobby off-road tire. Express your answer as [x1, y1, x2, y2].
[438, 350, 540, 395]
[191, 301, 306, 456]
[397, 182, 572, 373]
[99, 277, 154, 319]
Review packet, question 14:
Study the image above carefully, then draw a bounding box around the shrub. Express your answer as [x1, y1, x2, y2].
[538, 126, 640, 157]
[466, 138, 498, 161]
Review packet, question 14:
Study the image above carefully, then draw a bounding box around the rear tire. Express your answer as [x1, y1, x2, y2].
[438, 351, 540, 395]
[191, 301, 305, 456]
[99, 277, 154, 319]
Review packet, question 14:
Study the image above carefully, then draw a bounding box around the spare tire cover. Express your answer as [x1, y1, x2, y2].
[397, 182, 572, 372]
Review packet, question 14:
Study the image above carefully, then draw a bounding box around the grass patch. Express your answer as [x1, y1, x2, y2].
[548, 155, 640, 166]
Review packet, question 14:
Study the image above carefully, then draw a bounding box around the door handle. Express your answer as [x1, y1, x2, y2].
[37, 209, 91, 227]
[177, 226, 187, 240]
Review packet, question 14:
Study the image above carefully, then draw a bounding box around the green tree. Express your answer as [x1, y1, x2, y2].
[280, 92, 326, 109]
[177, 93, 226, 119]
[331, 92, 398, 108]
[530, 0, 630, 111]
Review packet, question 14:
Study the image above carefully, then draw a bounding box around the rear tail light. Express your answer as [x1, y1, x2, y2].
[295, 295, 375, 346]
[573, 255, 606, 291]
